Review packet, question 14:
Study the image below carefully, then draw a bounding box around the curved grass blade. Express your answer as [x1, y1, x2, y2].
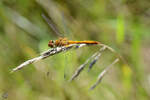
[90, 58, 119, 90]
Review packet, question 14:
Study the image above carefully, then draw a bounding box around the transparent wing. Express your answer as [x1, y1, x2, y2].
[42, 13, 63, 37]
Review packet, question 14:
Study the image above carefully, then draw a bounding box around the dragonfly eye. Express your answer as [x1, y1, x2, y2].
[48, 40, 54, 47]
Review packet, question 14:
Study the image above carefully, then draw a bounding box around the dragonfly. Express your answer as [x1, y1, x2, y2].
[41, 14, 100, 48]
[48, 37, 100, 48]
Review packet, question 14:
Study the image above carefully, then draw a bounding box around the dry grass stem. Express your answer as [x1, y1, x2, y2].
[69, 46, 107, 82]
[88, 46, 106, 71]
[90, 58, 119, 90]
[11, 44, 87, 73]
[69, 52, 99, 82]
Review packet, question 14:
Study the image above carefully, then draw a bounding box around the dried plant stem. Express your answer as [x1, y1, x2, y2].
[11, 56, 43, 73]
[90, 58, 119, 90]
[99, 43, 127, 65]
[88, 46, 106, 71]
[11, 44, 86, 73]
[69, 46, 106, 82]
[68, 52, 98, 82]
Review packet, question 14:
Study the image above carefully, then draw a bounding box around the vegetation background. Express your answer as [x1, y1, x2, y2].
[0, 0, 150, 100]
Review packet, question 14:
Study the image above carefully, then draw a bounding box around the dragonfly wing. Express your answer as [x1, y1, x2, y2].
[42, 13, 63, 37]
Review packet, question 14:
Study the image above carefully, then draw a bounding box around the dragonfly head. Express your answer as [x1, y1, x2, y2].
[48, 40, 55, 48]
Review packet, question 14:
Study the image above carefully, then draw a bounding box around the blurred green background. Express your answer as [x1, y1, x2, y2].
[0, 0, 150, 100]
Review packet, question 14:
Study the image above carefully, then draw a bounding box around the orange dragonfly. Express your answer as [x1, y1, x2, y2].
[42, 14, 100, 48]
[48, 37, 100, 48]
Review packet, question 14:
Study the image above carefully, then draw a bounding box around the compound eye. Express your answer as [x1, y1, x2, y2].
[48, 40, 54, 47]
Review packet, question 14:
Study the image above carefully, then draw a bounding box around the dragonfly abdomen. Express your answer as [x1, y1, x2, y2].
[68, 41, 100, 45]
